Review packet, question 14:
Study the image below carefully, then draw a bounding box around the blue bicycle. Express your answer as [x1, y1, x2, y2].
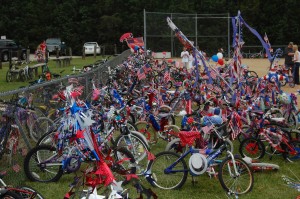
[145, 123, 254, 195]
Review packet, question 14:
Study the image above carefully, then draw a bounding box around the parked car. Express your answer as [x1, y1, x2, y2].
[0, 39, 27, 62]
[83, 42, 101, 55]
[46, 38, 67, 56]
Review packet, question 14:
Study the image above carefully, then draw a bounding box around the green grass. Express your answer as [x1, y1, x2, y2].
[0, 57, 300, 198]
[0, 55, 108, 92]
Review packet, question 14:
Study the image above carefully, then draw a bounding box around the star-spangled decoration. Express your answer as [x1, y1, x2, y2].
[112, 180, 124, 192]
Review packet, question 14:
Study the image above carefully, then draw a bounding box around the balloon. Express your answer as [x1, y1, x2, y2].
[134, 45, 139, 52]
[218, 59, 224, 65]
[217, 52, 223, 59]
[212, 55, 218, 62]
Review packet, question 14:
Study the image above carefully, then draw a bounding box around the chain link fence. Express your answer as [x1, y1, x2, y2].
[144, 11, 230, 57]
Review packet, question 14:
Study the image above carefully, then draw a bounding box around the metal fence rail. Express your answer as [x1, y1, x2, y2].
[0, 49, 131, 101]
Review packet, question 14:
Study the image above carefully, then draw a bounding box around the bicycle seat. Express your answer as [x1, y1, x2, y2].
[270, 117, 285, 123]
[174, 82, 182, 87]
[166, 90, 175, 94]
[157, 112, 172, 119]
[178, 131, 201, 146]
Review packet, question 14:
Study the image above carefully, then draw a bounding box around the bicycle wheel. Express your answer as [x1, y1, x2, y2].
[112, 147, 137, 185]
[218, 156, 254, 195]
[283, 111, 298, 128]
[0, 125, 9, 159]
[239, 137, 265, 159]
[24, 145, 63, 182]
[6, 71, 14, 83]
[16, 185, 45, 199]
[165, 138, 188, 154]
[282, 140, 300, 162]
[29, 117, 55, 143]
[114, 132, 149, 175]
[1, 190, 22, 199]
[36, 131, 57, 147]
[19, 70, 26, 82]
[148, 151, 188, 190]
[169, 97, 185, 116]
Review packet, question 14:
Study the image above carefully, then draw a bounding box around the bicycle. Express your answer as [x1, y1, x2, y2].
[6, 60, 33, 82]
[0, 171, 45, 198]
[0, 98, 38, 165]
[146, 125, 253, 195]
[239, 110, 300, 162]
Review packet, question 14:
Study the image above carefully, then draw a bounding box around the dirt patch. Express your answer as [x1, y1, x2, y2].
[172, 57, 300, 104]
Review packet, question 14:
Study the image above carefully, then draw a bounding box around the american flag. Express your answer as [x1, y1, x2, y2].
[233, 34, 243, 81]
[137, 68, 146, 80]
[127, 37, 145, 49]
[210, 70, 217, 79]
[230, 112, 242, 140]
[143, 63, 152, 73]
[12, 163, 21, 172]
[264, 32, 273, 53]
[214, 86, 222, 93]
[246, 85, 253, 95]
[202, 125, 213, 134]
[164, 70, 171, 82]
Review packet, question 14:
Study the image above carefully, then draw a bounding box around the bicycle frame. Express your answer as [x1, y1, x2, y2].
[0, 175, 37, 198]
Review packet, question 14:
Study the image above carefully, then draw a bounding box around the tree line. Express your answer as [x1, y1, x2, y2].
[0, 0, 299, 55]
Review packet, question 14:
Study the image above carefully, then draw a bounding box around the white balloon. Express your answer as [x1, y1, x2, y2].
[217, 52, 223, 59]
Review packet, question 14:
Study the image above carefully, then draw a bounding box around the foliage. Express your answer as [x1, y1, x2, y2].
[1, 1, 300, 54]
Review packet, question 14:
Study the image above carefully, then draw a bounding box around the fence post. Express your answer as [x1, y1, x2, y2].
[69, 47, 72, 58]
[9, 50, 12, 69]
[82, 47, 85, 60]
[17, 49, 21, 61]
[103, 45, 106, 55]
[94, 44, 97, 59]
[56, 47, 59, 58]
[26, 48, 30, 63]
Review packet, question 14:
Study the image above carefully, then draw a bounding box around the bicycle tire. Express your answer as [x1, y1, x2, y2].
[16, 185, 45, 199]
[1, 190, 22, 199]
[19, 70, 26, 82]
[218, 156, 254, 195]
[6, 70, 13, 82]
[114, 131, 150, 175]
[282, 140, 300, 162]
[24, 145, 63, 182]
[239, 137, 265, 159]
[29, 117, 55, 143]
[166, 81, 173, 89]
[165, 138, 188, 154]
[148, 151, 188, 190]
[36, 130, 57, 147]
[0, 125, 9, 159]
[169, 97, 185, 116]
[283, 111, 298, 129]
[112, 147, 137, 185]
[28, 68, 34, 80]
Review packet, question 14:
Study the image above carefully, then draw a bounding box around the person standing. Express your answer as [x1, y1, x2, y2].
[181, 47, 189, 69]
[285, 42, 295, 75]
[188, 50, 194, 73]
[293, 45, 300, 85]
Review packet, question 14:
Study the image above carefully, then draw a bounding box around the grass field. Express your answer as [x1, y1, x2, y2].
[1, 57, 300, 199]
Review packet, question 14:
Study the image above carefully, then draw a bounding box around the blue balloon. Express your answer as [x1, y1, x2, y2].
[134, 45, 139, 51]
[212, 55, 218, 62]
